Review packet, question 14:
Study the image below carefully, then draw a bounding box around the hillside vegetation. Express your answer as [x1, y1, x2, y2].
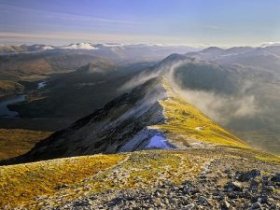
[154, 78, 249, 149]
[0, 129, 51, 160]
[0, 80, 24, 97]
[0, 154, 124, 208]
[0, 149, 279, 209]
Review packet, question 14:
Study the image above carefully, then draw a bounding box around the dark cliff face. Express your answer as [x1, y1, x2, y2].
[1, 78, 168, 165]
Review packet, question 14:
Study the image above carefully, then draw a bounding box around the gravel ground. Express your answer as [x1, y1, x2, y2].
[51, 156, 280, 210]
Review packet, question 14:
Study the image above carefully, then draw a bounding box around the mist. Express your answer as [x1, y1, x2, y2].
[120, 58, 280, 154]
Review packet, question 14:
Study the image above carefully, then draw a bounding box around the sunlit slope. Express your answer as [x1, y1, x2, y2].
[0, 150, 221, 208]
[155, 78, 249, 148]
[0, 80, 24, 97]
[0, 149, 279, 209]
[0, 154, 124, 208]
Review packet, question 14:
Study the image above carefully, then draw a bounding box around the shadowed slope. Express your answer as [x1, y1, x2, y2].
[1, 78, 167, 164]
[1, 76, 250, 165]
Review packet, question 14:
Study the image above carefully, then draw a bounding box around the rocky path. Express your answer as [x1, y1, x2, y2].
[44, 152, 280, 210]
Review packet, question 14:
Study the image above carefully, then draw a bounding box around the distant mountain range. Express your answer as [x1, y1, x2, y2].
[0, 44, 54, 54]
[0, 42, 197, 57]
[2, 42, 280, 56]
[0, 43, 197, 80]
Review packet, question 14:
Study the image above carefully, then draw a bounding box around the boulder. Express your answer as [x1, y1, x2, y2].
[235, 169, 261, 182]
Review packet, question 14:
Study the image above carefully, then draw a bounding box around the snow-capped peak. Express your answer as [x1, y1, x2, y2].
[63, 42, 97, 50]
[42, 45, 54, 50]
[260, 42, 280, 48]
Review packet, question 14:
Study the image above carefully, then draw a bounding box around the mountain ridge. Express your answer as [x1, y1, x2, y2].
[1, 65, 280, 209]
[1, 73, 250, 165]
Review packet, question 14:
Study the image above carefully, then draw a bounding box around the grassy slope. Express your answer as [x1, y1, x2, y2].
[156, 78, 280, 163]
[0, 154, 124, 208]
[0, 80, 24, 97]
[0, 151, 206, 209]
[0, 58, 53, 81]
[154, 78, 249, 148]
[1, 150, 278, 209]
[0, 129, 51, 160]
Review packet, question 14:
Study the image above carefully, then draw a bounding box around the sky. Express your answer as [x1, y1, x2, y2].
[0, 0, 280, 47]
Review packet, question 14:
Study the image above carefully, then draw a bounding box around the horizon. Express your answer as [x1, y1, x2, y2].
[1, 41, 280, 50]
[1, 0, 280, 47]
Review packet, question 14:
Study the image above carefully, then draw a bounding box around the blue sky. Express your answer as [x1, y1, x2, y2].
[0, 0, 280, 46]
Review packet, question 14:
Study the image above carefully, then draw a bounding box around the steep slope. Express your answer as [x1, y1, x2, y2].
[2, 79, 167, 164]
[156, 79, 247, 148]
[1, 75, 249, 165]
[180, 48, 280, 154]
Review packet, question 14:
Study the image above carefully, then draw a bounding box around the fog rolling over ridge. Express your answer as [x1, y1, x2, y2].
[123, 48, 280, 154]
[171, 50, 280, 154]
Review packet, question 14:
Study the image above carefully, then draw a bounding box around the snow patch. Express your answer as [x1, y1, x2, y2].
[100, 43, 126, 48]
[42, 46, 54, 50]
[37, 81, 47, 89]
[118, 129, 174, 152]
[260, 42, 280, 48]
[146, 134, 172, 149]
[220, 53, 240, 57]
[63, 43, 97, 50]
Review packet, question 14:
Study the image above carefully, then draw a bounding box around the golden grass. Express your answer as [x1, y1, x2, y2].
[0, 80, 22, 90]
[155, 78, 249, 149]
[0, 149, 278, 209]
[238, 147, 280, 164]
[120, 152, 188, 186]
[0, 80, 23, 96]
[0, 154, 124, 208]
[85, 150, 206, 195]
[255, 154, 280, 164]
[155, 79, 280, 164]
[0, 151, 203, 208]
[0, 151, 206, 209]
[0, 129, 52, 160]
